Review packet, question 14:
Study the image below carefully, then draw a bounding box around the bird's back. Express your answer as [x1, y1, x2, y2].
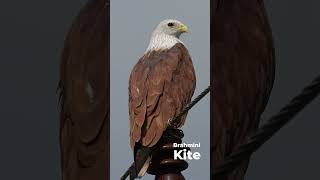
[129, 43, 196, 149]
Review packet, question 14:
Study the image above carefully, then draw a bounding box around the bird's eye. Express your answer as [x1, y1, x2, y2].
[167, 22, 174, 27]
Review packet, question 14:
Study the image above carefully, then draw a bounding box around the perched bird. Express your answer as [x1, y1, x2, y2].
[128, 19, 196, 177]
[212, 0, 275, 179]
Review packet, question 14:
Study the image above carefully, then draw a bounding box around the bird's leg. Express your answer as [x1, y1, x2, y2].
[167, 117, 182, 131]
[163, 128, 184, 141]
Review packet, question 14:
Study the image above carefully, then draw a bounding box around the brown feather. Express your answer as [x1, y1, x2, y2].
[58, 0, 109, 179]
[212, 0, 275, 180]
[129, 43, 196, 149]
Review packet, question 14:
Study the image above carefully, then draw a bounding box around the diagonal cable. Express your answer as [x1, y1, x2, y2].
[213, 74, 320, 176]
[168, 85, 212, 128]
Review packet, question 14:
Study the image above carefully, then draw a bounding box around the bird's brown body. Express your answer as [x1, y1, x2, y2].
[129, 43, 196, 149]
[58, 0, 109, 180]
[212, 0, 275, 179]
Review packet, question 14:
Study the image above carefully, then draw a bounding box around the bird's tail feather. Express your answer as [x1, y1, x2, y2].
[120, 144, 152, 180]
[137, 156, 151, 177]
[134, 144, 152, 177]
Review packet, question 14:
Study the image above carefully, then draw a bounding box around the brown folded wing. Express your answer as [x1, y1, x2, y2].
[212, 1, 275, 179]
[58, 0, 109, 179]
[129, 43, 196, 149]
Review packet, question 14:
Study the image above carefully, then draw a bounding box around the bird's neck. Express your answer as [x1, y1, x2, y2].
[145, 33, 183, 53]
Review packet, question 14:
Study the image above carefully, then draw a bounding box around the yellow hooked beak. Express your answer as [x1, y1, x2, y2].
[178, 24, 188, 33]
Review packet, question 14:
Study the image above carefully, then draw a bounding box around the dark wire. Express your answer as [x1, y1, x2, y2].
[168, 85, 212, 127]
[213, 75, 320, 176]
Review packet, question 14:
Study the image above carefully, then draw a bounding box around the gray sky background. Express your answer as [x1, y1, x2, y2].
[110, 0, 210, 179]
[246, 0, 320, 179]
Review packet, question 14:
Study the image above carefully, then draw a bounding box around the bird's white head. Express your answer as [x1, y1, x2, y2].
[146, 19, 188, 52]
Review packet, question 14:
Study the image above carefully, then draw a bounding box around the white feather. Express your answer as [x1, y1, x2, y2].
[145, 33, 183, 52]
